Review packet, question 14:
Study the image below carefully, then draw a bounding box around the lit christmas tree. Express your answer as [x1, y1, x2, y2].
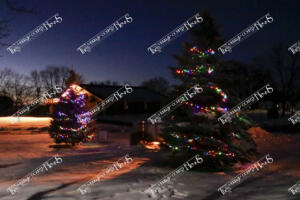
[48, 85, 94, 145]
[161, 12, 257, 170]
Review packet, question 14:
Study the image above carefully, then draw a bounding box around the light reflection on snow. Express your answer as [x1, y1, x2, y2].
[0, 117, 52, 128]
[0, 117, 150, 185]
[1, 116, 52, 123]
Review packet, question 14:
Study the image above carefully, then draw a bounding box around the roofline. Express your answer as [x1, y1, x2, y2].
[79, 84, 169, 98]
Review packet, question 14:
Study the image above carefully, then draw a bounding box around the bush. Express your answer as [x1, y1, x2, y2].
[267, 105, 279, 119]
[262, 122, 300, 134]
[0, 96, 14, 116]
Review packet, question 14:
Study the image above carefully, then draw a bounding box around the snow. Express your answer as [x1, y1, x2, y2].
[0, 118, 299, 199]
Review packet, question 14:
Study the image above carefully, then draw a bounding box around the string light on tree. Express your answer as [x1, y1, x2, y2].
[175, 65, 214, 75]
[190, 46, 216, 57]
[168, 132, 235, 158]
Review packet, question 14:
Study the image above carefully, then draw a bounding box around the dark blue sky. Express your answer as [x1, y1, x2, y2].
[1, 0, 300, 85]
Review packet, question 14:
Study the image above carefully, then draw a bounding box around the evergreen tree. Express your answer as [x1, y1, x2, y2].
[48, 85, 93, 145]
[161, 12, 257, 170]
[49, 70, 92, 146]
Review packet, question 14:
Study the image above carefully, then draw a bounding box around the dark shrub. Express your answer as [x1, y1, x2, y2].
[267, 104, 279, 119]
[0, 96, 14, 116]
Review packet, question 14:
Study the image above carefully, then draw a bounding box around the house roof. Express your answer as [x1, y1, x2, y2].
[80, 84, 167, 102]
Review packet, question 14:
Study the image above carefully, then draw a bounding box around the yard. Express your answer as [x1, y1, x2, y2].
[0, 117, 299, 200]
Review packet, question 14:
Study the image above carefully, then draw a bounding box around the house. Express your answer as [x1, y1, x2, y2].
[44, 84, 168, 141]
[80, 84, 167, 119]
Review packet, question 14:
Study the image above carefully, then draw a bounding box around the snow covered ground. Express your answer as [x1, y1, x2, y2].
[0, 117, 299, 200]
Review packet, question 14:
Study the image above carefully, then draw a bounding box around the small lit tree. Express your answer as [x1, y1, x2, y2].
[48, 85, 93, 145]
[49, 85, 92, 145]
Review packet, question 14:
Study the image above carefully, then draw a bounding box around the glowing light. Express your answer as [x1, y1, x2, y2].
[140, 141, 160, 150]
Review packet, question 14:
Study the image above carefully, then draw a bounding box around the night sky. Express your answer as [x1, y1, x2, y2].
[1, 0, 300, 85]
